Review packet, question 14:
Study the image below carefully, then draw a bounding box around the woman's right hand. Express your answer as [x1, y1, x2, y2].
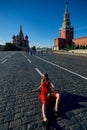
[32, 89, 37, 92]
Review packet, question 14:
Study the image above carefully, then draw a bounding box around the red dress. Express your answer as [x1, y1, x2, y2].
[39, 81, 56, 105]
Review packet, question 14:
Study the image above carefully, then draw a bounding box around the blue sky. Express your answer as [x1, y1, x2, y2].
[0, 0, 87, 47]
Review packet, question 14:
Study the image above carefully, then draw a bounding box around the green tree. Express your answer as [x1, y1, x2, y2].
[31, 46, 36, 51]
[4, 43, 16, 51]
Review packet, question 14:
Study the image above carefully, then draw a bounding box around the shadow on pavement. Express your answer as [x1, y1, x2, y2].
[58, 91, 87, 119]
[42, 91, 87, 130]
[44, 108, 64, 130]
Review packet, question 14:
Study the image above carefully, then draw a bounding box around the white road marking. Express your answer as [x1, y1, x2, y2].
[34, 56, 87, 80]
[27, 58, 31, 63]
[51, 83, 55, 88]
[0, 55, 11, 61]
[21, 53, 26, 58]
[35, 68, 43, 76]
[0, 56, 8, 61]
[1, 59, 7, 64]
[0, 52, 15, 62]
[8, 55, 11, 58]
[21, 52, 31, 63]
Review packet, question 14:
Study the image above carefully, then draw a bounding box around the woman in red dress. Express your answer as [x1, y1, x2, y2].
[33, 73, 60, 122]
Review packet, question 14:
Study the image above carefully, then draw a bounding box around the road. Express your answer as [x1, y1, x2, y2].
[0, 51, 87, 130]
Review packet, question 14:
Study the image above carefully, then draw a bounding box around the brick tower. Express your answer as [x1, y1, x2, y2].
[54, 2, 74, 50]
[54, 2, 87, 50]
[60, 2, 74, 44]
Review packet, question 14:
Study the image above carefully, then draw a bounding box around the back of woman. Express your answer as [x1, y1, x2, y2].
[41, 81, 51, 94]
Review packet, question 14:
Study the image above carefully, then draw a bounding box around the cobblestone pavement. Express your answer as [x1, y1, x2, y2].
[0, 51, 87, 130]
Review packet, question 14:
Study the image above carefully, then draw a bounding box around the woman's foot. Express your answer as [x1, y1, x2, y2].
[43, 117, 48, 125]
[55, 107, 58, 116]
[43, 117, 48, 122]
[55, 107, 58, 112]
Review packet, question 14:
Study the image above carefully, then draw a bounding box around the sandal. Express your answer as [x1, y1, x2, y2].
[55, 110, 58, 116]
[43, 120, 48, 125]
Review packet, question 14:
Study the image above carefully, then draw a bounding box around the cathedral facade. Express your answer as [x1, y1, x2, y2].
[12, 26, 30, 51]
[54, 3, 87, 50]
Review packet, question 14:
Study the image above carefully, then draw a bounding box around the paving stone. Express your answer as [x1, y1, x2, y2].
[0, 117, 4, 124]
[62, 119, 75, 127]
[27, 122, 38, 130]
[22, 116, 35, 124]
[66, 111, 75, 118]
[14, 112, 22, 120]
[69, 123, 84, 130]
[4, 115, 13, 123]
[0, 123, 9, 130]
[81, 120, 87, 129]
[79, 112, 87, 121]
[57, 120, 65, 128]
[9, 119, 22, 129]
[13, 126, 23, 130]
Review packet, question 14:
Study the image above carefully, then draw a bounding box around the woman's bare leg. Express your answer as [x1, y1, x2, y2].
[55, 93, 60, 111]
[42, 104, 48, 121]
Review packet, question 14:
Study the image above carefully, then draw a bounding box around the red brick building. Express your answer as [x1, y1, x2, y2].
[54, 3, 87, 50]
[72, 37, 87, 47]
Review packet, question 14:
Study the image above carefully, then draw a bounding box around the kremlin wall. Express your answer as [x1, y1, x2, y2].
[72, 37, 87, 47]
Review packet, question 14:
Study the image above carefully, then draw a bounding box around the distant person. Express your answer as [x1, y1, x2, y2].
[33, 73, 60, 123]
[30, 49, 32, 55]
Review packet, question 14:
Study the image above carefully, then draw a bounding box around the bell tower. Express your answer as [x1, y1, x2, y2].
[60, 2, 74, 43]
[19, 25, 24, 40]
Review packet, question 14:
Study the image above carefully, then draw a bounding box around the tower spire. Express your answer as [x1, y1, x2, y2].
[20, 25, 22, 31]
[60, 2, 74, 40]
[65, 1, 68, 14]
[19, 25, 24, 39]
[60, 2, 71, 29]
